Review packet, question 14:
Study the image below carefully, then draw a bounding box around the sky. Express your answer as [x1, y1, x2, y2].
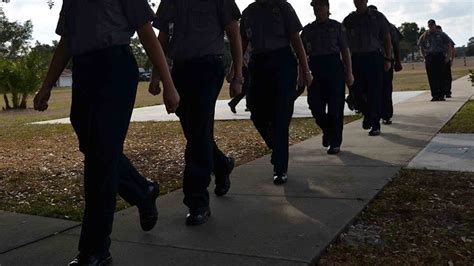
[1, 0, 473, 47]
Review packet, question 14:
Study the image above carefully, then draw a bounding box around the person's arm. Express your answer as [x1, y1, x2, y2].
[341, 48, 354, 87]
[383, 32, 393, 71]
[393, 40, 403, 72]
[148, 32, 170, 97]
[137, 23, 179, 113]
[225, 20, 243, 98]
[290, 33, 313, 86]
[34, 37, 71, 111]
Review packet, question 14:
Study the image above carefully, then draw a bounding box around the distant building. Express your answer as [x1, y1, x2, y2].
[56, 69, 72, 87]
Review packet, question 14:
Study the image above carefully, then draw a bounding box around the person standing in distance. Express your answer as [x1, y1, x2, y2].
[418, 19, 454, 102]
[343, 0, 392, 136]
[367, 5, 403, 125]
[151, 0, 243, 226]
[227, 45, 253, 113]
[301, 0, 354, 155]
[436, 25, 456, 99]
[239, 0, 313, 185]
[33, 0, 179, 264]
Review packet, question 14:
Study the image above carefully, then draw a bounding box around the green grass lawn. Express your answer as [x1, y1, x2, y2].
[441, 100, 474, 133]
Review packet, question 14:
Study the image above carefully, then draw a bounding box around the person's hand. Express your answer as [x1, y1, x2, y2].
[33, 87, 52, 112]
[384, 61, 392, 72]
[297, 72, 305, 87]
[149, 68, 162, 96]
[163, 86, 180, 114]
[304, 71, 314, 87]
[226, 70, 235, 84]
[345, 72, 354, 87]
[394, 61, 403, 72]
[229, 78, 243, 98]
[444, 57, 450, 64]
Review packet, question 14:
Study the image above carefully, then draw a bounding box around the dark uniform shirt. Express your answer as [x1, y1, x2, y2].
[301, 19, 348, 56]
[417, 30, 454, 54]
[343, 9, 390, 54]
[240, 1, 303, 54]
[390, 24, 403, 46]
[56, 0, 156, 56]
[154, 0, 241, 60]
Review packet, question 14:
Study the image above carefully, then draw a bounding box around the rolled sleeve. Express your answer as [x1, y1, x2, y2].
[220, 0, 241, 27]
[120, 0, 156, 31]
[153, 0, 171, 34]
[55, 1, 69, 36]
[282, 3, 303, 34]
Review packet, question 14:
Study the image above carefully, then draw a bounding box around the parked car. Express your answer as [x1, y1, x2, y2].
[139, 72, 151, 81]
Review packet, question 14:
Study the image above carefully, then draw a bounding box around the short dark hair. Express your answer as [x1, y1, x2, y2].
[428, 19, 436, 25]
[311, 0, 329, 7]
[367, 5, 378, 10]
[436, 25, 442, 30]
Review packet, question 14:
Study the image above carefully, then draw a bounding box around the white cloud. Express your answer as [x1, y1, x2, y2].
[1, 0, 472, 46]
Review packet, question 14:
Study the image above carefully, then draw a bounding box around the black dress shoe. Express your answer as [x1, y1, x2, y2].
[322, 135, 329, 148]
[383, 119, 392, 125]
[186, 208, 211, 226]
[139, 182, 160, 231]
[215, 157, 235, 196]
[273, 173, 288, 185]
[369, 129, 381, 136]
[446, 94, 452, 98]
[69, 253, 113, 266]
[228, 103, 237, 114]
[327, 146, 341, 155]
[362, 117, 371, 130]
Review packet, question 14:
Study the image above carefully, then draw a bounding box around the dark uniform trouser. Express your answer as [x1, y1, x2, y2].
[444, 61, 452, 96]
[307, 54, 345, 147]
[228, 65, 250, 108]
[248, 47, 297, 175]
[381, 65, 394, 120]
[425, 53, 446, 99]
[72, 46, 151, 256]
[172, 56, 232, 213]
[351, 52, 384, 130]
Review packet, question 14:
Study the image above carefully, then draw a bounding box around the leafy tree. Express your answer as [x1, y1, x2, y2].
[399, 22, 420, 61]
[467, 37, 474, 56]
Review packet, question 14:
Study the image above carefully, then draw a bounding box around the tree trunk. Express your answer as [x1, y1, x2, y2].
[12, 93, 19, 109]
[3, 94, 12, 110]
[19, 93, 28, 109]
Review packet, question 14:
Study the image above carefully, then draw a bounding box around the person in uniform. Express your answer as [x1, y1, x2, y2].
[239, 0, 313, 184]
[343, 0, 393, 136]
[436, 25, 456, 98]
[151, 0, 243, 226]
[418, 19, 454, 101]
[367, 5, 403, 125]
[33, 0, 179, 264]
[301, 0, 354, 155]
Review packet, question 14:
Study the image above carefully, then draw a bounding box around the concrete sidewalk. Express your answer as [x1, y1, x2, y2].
[32, 91, 425, 124]
[1, 77, 472, 265]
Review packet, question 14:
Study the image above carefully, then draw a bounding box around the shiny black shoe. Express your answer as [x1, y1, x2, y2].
[446, 94, 452, 98]
[186, 208, 211, 226]
[362, 117, 371, 130]
[69, 253, 113, 266]
[322, 135, 329, 148]
[369, 129, 381, 136]
[215, 157, 235, 196]
[273, 173, 288, 185]
[228, 103, 237, 114]
[383, 119, 392, 125]
[327, 146, 341, 155]
[139, 181, 160, 232]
